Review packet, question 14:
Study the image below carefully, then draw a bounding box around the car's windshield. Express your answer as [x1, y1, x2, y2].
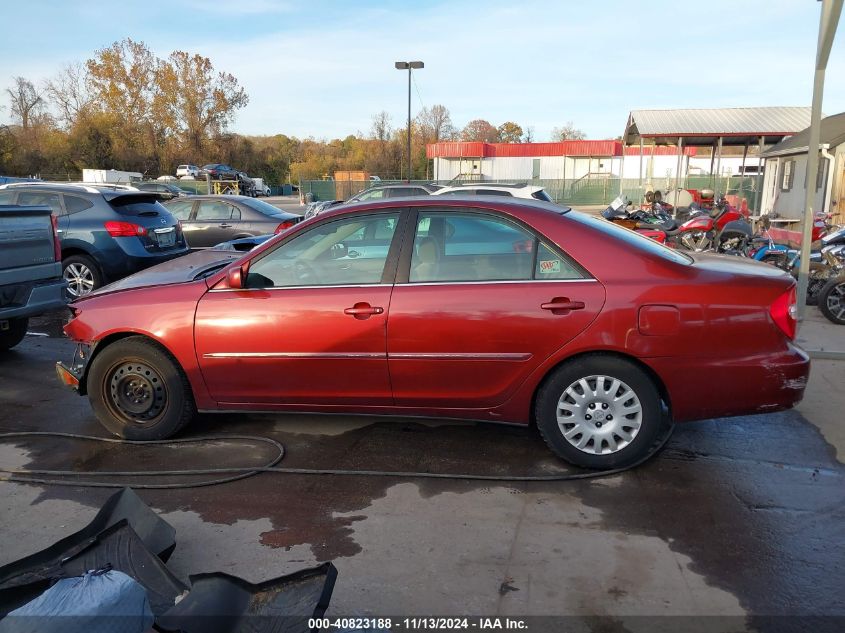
[569, 211, 693, 265]
[239, 197, 289, 216]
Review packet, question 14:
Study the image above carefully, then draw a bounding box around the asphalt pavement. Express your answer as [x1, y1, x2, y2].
[0, 307, 843, 631]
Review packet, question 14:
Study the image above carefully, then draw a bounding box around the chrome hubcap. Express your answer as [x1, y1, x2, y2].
[556, 375, 643, 455]
[826, 283, 845, 321]
[64, 263, 95, 298]
[108, 361, 166, 423]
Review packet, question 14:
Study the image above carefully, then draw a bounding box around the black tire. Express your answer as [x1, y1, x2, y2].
[63, 254, 102, 299]
[819, 275, 845, 325]
[535, 356, 666, 469]
[87, 336, 196, 440]
[0, 317, 28, 351]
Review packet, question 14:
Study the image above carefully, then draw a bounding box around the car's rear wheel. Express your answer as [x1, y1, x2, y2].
[0, 318, 28, 351]
[63, 254, 102, 299]
[88, 336, 196, 440]
[535, 356, 665, 469]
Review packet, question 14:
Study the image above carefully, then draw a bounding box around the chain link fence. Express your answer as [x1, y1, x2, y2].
[299, 175, 766, 211]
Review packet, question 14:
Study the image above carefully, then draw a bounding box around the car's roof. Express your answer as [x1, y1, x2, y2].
[0, 181, 152, 199]
[322, 195, 570, 220]
[169, 194, 257, 202]
[435, 183, 545, 193]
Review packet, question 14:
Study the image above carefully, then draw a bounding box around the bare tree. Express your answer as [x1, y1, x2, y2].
[44, 63, 92, 128]
[370, 111, 393, 142]
[6, 77, 44, 130]
[551, 122, 586, 141]
[415, 104, 454, 142]
[522, 126, 535, 142]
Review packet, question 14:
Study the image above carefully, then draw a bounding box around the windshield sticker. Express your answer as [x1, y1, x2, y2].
[539, 260, 560, 274]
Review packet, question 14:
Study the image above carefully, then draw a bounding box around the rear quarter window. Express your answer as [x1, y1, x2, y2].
[571, 212, 693, 265]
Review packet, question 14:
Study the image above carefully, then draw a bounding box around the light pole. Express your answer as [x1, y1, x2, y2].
[395, 61, 423, 182]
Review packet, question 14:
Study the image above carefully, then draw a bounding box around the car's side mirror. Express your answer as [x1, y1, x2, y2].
[227, 265, 245, 289]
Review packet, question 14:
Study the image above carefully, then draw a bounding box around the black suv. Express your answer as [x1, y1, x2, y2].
[0, 183, 189, 298]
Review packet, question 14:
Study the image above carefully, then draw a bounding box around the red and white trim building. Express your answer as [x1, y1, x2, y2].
[425, 140, 771, 182]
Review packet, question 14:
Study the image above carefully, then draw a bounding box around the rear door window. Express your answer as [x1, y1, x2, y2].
[388, 187, 427, 197]
[196, 201, 238, 220]
[17, 191, 64, 215]
[0, 191, 14, 204]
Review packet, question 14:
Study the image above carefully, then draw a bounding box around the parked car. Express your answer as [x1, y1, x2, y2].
[56, 196, 809, 470]
[346, 183, 442, 203]
[176, 165, 200, 178]
[199, 164, 238, 180]
[236, 172, 257, 197]
[0, 183, 189, 298]
[0, 203, 66, 350]
[163, 195, 302, 249]
[432, 183, 553, 201]
[303, 200, 345, 219]
[135, 182, 192, 199]
[252, 178, 271, 197]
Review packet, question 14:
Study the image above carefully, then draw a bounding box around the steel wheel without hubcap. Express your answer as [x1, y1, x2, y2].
[106, 360, 167, 423]
[64, 262, 95, 298]
[557, 375, 642, 455]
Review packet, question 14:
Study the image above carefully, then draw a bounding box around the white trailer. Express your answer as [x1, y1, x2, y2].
[82, 169, 143, 184]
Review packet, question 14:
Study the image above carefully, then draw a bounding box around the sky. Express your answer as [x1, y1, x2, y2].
[2, 0, 845, 142]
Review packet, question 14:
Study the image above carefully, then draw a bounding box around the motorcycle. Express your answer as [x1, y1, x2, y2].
[667, 194, 753, 255]
[602, 196, 675, 244]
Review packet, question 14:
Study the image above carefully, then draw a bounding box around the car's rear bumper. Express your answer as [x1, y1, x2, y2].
[647, 343, 810, 422]
[0, 278, 67, 320]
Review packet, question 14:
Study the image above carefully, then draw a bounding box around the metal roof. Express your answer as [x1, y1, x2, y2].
[762, 111, 845, 157]
[623, 107, 813, 147]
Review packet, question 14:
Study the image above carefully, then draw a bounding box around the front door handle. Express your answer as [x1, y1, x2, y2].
[219, 223, 232, 228]
[344, 302, 384, 320]
[541, 298, 585, 315]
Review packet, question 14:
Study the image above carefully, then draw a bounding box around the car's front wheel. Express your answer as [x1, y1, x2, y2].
[535, 356, 666, 469]
[88, 336, 196, 440]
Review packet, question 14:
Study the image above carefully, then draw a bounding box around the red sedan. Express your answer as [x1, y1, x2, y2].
[57, 197, 809, 469]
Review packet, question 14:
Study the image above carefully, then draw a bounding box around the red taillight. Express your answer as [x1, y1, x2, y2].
[50, 214, 61, 262]
[274, 220, 295, 234]
[770, 286, 798, 340]
[104, 221, 148, 237]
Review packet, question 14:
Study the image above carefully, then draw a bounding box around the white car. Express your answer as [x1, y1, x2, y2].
[176, 164, 200, 178]
[432, 183, 553, 201]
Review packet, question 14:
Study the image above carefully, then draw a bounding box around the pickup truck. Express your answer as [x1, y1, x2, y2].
[0, 204, 67, 350]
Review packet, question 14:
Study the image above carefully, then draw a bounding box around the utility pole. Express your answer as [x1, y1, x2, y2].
[395, 61, 424, 183]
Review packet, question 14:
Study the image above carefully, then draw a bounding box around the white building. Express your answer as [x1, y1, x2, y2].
[760, 112, 845, 222]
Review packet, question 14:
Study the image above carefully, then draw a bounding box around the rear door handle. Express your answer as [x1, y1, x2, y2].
[344, 303, 384, 319]
[541, 298, 585, 314]
[219, 223, 232, 228]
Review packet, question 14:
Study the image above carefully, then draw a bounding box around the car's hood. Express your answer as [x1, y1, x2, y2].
[78, 250, 241, 300]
